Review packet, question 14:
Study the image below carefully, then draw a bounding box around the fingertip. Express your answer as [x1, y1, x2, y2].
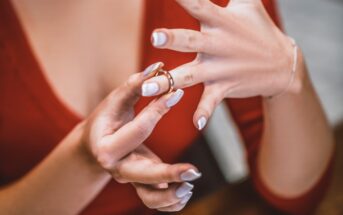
[165, 89, 184, 108]
[180, 169, 202, 182]
[193, 112, 208, 131]
[151, 29, 171, 48]
[142, 62, 164, 77]
[197, 116, 207, 130]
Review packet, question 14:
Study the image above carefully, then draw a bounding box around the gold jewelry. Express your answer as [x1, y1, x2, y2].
[154, 69, 175, 93]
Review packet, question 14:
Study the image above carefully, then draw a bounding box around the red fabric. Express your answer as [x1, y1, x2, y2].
[0, 0, 331, 214]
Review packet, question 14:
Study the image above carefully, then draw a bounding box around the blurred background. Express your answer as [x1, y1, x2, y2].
[279, 0, 343, 126]
[279, 0, 343, 213]
[176, 0, 343, 214]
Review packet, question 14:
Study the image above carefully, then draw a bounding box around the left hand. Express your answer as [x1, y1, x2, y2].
[142, 0, 302, 130]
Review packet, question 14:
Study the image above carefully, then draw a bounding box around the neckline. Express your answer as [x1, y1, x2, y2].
[7, 1, 147, 128]
[6, 0, 83, 130]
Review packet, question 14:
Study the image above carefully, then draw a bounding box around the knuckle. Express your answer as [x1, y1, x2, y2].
[111, 163, 123, 181]
[96, 153, 115, 170]
[133, 121, 152, 139]
[182, 72, 195, 86]
[126, 73, 140, 87]
[185, 33, 206, 53]
[151, 103, 167, 118]
[161, 168, 175, 181]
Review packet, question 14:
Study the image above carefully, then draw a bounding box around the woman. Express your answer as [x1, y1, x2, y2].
[0, 0, 334, 215]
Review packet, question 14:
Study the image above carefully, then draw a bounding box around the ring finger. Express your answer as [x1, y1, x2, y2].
[141, 62, 205, 97]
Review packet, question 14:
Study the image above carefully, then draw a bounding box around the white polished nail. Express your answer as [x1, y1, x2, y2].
[142, 82, 159, 96]
[166, 89, 184, 108]
[143, 62, 163, 77]
[152, 31, 168, 47]
[180, 169, 202, 181]
[197, 116, 207, 130]
[180, 192, 193, 204]
[176, 182, 194, 198]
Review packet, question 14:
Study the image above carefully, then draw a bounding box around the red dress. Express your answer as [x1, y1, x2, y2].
[0, 0, 332, 214]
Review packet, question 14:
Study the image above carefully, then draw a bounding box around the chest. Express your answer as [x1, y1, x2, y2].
[12, 1, 144, 117]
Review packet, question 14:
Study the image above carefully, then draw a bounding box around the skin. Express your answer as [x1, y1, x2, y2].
[145, 0, 334, 198]
[2, 0, 334, 214]
[3, 1, 198, 213]
[0, 65, 198, 214]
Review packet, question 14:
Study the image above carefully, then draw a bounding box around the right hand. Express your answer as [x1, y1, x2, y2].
[78, 62, 201, 211]
[81, 62, 184, 169]
[114, 145, 202, 212]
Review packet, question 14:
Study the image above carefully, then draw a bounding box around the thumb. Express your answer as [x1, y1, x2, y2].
[96, 89, 185, 169]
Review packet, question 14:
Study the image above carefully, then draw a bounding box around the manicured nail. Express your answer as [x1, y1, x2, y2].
[180, 192, 193, 204]
[176, 182, 194, 198]
[180, 169, 202, 181]
[166, 89, 184, 108]
[143, 62, 163, 77]
[152, 31, 168, 47]
[197, 116, 207, 130]
[142, 82, 159, 96]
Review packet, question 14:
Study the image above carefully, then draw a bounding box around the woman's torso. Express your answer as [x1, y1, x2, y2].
[11, 0, 144, 117]
[0, 0, 279, 214]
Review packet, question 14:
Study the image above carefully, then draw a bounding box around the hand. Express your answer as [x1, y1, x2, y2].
[113, 145, 201, 212]
[79, 63, 201, 211]
[81, 63, 185, 169]
[142, 0, 303, 130]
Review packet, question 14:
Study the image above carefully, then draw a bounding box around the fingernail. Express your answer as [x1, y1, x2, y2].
[176, 182, 194, 198]
[180, 192, 193, 204]
[180, 169, 202, 181]
[197, 116, 207, 130]
[152, 31, 168, 47]
[166, 89, 184, 108]
[142, 82, 159, 96]
[143, 62, 163, 77]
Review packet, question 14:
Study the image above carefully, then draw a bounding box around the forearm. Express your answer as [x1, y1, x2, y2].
[258, 54, 335, 198]
[0, 123, 111, 215]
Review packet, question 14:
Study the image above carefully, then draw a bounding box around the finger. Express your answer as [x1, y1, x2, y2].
[104, 62, 164, 113]
[134, 183, 194, 209]
[142, 63, 205, 97]
[151, 29, 214, 54]
[229, 0, 261, 6]
[134, 145, 162, 163]
[157, 192, 193, 212]
[175, 0, 221, 25]
[113, 158, 201, 184]
[133, 145, 168, 188]
[97, 90, 184, 169]
[193, 87, 222, 130]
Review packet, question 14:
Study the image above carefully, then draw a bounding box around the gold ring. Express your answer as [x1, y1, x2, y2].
[154, 69, 175, 93]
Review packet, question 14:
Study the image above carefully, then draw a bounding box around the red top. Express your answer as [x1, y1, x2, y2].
[0, 0, 332, 214]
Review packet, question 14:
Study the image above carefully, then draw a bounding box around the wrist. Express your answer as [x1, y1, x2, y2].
[72, 122, 109, 175]
[268, 36, 307, 99]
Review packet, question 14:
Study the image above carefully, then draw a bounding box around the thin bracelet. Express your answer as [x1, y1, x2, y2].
[269, 37, 298, 99]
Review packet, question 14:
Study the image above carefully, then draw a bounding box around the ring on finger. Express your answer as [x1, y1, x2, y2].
[154, 69, 175, 93]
